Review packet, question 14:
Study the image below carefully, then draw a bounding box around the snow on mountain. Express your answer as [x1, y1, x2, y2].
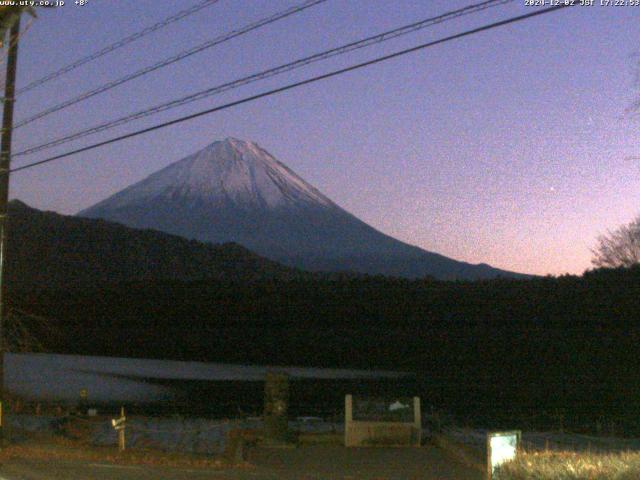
[80, 138, 528, 280]
[88, 138, 334, 211]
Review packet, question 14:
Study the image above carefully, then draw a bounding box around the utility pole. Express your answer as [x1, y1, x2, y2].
[0, 13, 21, 445]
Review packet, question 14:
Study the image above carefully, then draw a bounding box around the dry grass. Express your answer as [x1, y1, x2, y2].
[431, 433, 485, 472]
[495, 450, 640, 479]
[0, 430, 240, 469]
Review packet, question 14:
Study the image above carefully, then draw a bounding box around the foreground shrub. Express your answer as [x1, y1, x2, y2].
[495, 451, 640, 479]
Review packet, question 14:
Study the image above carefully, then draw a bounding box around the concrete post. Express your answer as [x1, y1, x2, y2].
[413, 396, 421, 446]
[263, 372, 289, 444]
[345, 394, 353, 446]
[118, 406, 126, 452]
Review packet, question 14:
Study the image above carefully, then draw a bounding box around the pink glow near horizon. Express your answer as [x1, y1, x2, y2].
[8, 1, 640, 276]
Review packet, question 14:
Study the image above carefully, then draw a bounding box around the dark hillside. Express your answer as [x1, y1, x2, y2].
[12, 267, 640, 430]
[5, 200, 304, 288]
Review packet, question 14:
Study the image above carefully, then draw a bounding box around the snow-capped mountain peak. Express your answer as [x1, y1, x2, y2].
[95, 138, 334, 211]
[80, 137, 527, 280]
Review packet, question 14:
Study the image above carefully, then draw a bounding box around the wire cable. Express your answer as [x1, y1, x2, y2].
[14, 0, 222, 96]
[8, 4, 573, 176]
[13, 0, 328, 129]
[14, 0, 512, 157]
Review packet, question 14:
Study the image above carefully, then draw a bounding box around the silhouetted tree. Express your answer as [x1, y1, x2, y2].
[591, 214, 640, 268]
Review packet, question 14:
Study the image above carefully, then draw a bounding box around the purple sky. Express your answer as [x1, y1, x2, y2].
[7, 0, 639, 276]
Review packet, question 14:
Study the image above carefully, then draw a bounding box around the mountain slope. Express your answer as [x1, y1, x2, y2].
[80, 138, 529, 280]
[6, 200, 302, 289]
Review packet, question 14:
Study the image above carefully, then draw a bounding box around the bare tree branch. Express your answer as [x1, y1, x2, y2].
[2, 308, 57, 353]
[591, 214, 640, 268]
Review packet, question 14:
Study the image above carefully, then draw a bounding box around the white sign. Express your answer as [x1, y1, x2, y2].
[487, 431, 520, 479]
[111, 415, 126, 430]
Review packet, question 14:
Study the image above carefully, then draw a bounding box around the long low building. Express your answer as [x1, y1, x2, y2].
[4, 353, 415, 416]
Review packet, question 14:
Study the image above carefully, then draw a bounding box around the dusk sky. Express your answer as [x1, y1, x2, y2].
[7, 0, 639, 276]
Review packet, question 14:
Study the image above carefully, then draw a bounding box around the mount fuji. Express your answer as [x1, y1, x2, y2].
[79, 138, 526, 280]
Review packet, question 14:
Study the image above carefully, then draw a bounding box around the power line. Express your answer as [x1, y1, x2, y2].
[8, 4, 572, 176]
[14, 0, 222, 96]
[13, 0, 328, 129]
[14, 0, 513, 158]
